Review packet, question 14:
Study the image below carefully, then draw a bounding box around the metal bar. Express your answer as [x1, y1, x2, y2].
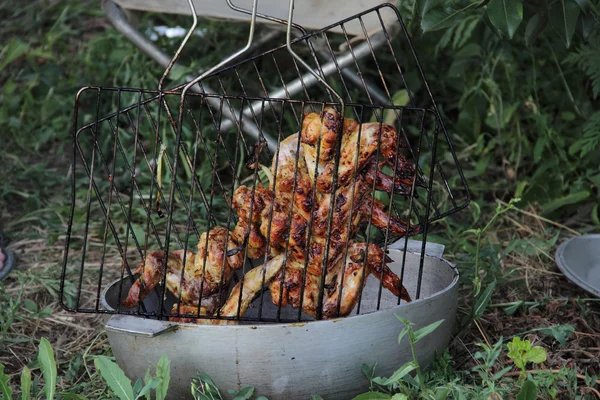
[101, 0, 276, 151]
[218, 30, 387, 133]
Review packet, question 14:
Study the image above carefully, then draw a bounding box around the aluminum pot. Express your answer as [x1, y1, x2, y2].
[101, 249, 458, 399]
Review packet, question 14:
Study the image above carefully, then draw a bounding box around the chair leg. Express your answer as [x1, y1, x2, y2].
[101, 0, 276, 149]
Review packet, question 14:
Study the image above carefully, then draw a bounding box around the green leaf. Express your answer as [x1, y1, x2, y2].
[507, 337, 530, 370]
[533, 137, 547, 162]
[491, 366, 513, 380]
[24, 299, 38, 312]
[516, 380, 538, 400]
[137, 379, 160, 399]
[133, 379, 143, 397]
[232, 386, 255, 400]
[526, 346, 547, 364]
[143, 368, 152, 400]
[549, 0, 581, 48]
[391, 394, 409, 400]
[504, 301, 523, 315]
[155, 355, 170, 400]
[394, 314, 413, 328]
[381, 362, 417, 385]
[312, 396, 325, 400]
[592, 204, 600, 226]
[474, 281, 496, 319]
[541, 190, 590, 215]
[361, 363, 377, 380]
[0, 38, 30, 73]
[421, 5, 470, 32]
[352, 392, 392, 400]
[538, 325, 574, 347]
[434, 388, 449, 400]
[94, 356, 135, 400]
[485, 102, 519, 129]
[0, 363, 13, 400]
[383, 90, 410, 125]
[38, 337, 57, 400]
[398, 327, 410, 345]
[525, 12, 548, 47]
[371, 377, 389, 386]
[570, 111, 600, 156]
[486, 0, 523, 39]
[413, 319, 445, 343]
[574, 0, 590, 13]
[417, 0, 446, 16]
[578, 13, 595, 40]
[21, 366, 31, 400]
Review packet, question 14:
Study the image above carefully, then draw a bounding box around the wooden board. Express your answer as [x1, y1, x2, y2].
[113, 0, 398, 36]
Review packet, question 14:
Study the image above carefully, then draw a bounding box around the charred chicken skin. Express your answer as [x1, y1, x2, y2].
[122, 107, 419, 321]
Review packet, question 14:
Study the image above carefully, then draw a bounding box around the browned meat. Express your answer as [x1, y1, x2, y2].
[122, 226, 242, 308]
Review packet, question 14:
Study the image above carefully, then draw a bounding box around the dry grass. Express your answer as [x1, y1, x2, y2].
[448, 205, 600, 391]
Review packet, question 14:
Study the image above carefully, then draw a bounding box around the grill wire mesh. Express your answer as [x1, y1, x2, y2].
[60, 4, 470, 323]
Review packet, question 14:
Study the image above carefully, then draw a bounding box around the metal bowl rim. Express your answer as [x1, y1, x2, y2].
[100, 249, 460, 327]
[554, 234, 600, 298]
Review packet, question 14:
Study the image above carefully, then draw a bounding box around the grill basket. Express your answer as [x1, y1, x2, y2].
[60, 2, 470, 324]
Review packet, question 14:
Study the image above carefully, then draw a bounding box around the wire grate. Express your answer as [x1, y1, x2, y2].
[60, 3, 469, 324]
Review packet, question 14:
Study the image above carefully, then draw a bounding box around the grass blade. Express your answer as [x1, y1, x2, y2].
[38, 337, 57, 400]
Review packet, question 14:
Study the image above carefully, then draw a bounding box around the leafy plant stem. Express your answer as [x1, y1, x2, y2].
[408, 0, 420, 36]
[546, 37, 583, 118]
[472, 199, 519, 295]
[529, 50, 540, 106]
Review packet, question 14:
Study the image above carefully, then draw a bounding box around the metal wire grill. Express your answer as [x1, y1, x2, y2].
[60, 3, 469, 323]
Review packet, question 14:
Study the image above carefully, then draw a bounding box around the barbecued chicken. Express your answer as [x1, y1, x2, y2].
[321, 241, 411, 319]
[122, 226, 243, 310]
[124, 106, 419, 322]
[168, 255, 287, 324]
[263, 108, 419, 317]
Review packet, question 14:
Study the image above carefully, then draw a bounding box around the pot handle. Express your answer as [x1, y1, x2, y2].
[105, 314, 177, 338]
[387, 239, 445, 258]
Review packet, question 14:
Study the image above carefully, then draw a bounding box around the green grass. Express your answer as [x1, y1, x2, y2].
[1, 0, 599, 398]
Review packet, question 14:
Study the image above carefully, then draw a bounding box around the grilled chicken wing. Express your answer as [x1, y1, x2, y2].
[321, 241, 411, 319]
[122, 226, 243, 308]
[219, 254, 286, 318]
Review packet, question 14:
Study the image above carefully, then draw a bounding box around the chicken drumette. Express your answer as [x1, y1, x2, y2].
[261, 107, 420, 318]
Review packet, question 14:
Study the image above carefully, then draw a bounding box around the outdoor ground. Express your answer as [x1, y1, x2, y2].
[1, 0, 599, 399]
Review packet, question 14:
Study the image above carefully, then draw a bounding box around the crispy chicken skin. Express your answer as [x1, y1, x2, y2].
[321, 241, 411, 319]
[219, 254, 286, 318]
[122, 227, 242, 308]
[263, 108, 418, 318]
[231, 185, 272, 260]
